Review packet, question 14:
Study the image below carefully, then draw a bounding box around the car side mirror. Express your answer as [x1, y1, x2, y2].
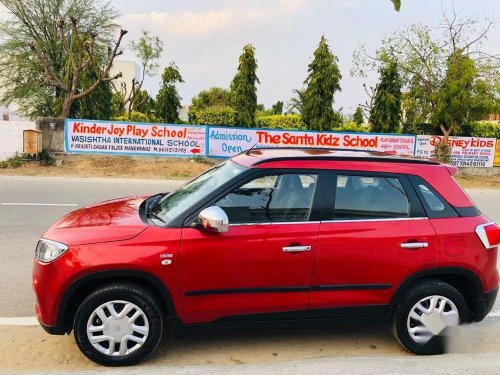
[198, 206, 229, 233]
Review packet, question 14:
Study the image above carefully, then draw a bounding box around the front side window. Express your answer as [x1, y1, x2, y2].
[154, 160, 247, 222]
[333, 175, 410, 219]
[216, 173, 318, 224]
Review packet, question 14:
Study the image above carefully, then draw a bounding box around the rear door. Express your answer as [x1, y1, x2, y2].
[309, 171, 437, 317]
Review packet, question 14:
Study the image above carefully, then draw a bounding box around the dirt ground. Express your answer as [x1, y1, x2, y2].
[0, 154, 499, 188]
[0, 155, 215, 180]
[1, 320, 499, 371]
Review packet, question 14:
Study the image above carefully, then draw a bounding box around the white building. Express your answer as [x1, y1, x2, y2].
[110, 60, 141, 99]
[0, 103, 29, 122]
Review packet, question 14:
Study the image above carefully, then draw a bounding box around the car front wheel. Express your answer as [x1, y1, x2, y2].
[74, 283, 163, 366]
[392, 279, 468, 355]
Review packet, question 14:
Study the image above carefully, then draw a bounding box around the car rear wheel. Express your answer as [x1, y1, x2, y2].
[74, 283, 163, 366]
[392, 279, 468, 355]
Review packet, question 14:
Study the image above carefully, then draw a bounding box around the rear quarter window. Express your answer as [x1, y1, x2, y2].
[411, 176, 458, 218]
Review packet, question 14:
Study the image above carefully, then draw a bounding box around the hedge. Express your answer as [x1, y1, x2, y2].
[189, 106, 237, 126]
[114, 111, 159, 123]
[461, 121, 500, 139]
[256, 114, 306, 130]
[332, 121, 369, 133]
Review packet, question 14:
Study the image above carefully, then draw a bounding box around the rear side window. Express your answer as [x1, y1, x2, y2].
[333, 175, 410, 220]
[411, 176, 458, 218]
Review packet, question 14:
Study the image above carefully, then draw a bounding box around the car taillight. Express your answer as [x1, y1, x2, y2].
[475, 222, 500, 249]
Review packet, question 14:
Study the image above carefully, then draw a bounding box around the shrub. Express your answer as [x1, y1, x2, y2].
[114, 111, 159, 123]
[403, 122, 440, 135]
[189, 106, 237, 126]
[332, 121, 369, 133]
[460, 121, 500, 138]
[0, 153, 25, 169]
[256, 114, 306, 130]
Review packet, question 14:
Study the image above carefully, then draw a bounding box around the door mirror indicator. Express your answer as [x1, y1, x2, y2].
[198, 206, 229, 233]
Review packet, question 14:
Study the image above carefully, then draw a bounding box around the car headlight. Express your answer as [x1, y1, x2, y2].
[35, 239, 69, 263]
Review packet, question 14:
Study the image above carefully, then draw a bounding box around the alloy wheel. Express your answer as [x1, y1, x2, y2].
[407, 295, 459, 344]
[86, 300, 150, 357]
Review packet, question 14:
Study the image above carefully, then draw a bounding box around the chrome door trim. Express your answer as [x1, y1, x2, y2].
[321, 217, 428, 224]
[229, 221, 321, 227]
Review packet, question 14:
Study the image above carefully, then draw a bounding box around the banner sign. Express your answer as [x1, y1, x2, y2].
[64, 119, 498, 167]
[415, 135, 496, 168]
[65, 119, 206, 157]
[208, 126, 416, 158]
[495, 139, 500, 167]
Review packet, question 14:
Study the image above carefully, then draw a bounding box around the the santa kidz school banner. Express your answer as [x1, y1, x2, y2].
[65, 119, 206, 157]
[415, 135, 496, 168]
[64, 119, 498, 167]
[208, 126, 416, 157]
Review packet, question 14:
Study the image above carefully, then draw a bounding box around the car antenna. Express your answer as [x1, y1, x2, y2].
[245, 141, 260, 155]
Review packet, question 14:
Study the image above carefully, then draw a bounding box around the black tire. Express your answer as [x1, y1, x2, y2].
[392, 279, 469, 355]
[73, 282, 164, 366]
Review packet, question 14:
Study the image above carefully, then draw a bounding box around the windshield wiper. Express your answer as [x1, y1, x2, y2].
[146, 194, 167, 223]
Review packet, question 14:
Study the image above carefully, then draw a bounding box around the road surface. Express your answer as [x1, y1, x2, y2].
[0, 175, 499, 374]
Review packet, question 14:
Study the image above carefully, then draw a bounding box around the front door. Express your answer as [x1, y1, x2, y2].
[310, 172, 436, 317]
[179, 172, 323, 323]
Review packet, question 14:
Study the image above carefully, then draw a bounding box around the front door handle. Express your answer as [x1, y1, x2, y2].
[282, 245, 311, 253]
[401, 242, 428, 249]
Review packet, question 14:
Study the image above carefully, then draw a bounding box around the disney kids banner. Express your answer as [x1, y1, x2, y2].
[207, 126, 416, 158]
[65, 119, 206, 157]
[415, 135, 496, 168]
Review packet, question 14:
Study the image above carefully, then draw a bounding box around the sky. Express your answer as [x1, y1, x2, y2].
[5, 0, 500, 115]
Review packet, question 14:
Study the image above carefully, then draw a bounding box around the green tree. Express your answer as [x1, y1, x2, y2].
[190, 87, 231, 112]
[71, 65, 113, 120]
[432, 52, 496, 140]
[369, 60, 402, 133]
[353, 11, 498, 143]
[271, 101, 284, 115]
[391, 0, 401, 11]
[131, 90, 156, 116]
[117, 31, 163, 117]
[0, 0, 124, 118]
[302, 36, 342, 131]
[353, 106, 364, 125]
[155, 63, 184, 123]
[230, 44, 259, 127]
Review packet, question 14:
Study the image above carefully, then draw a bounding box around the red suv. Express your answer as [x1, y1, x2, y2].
[33, 148, 499, 366]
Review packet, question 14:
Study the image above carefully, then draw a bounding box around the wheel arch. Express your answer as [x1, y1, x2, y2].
[57, 269, 177, 333]
[387, 267, 484, 321]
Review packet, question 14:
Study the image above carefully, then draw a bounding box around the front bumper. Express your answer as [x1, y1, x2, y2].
[37, 317, 66, 335]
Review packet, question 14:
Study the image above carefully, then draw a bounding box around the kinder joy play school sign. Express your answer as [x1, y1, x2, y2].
[64, 119, 498, 167]
[65, 119, 206, 157]
[208, 126, 416, 157]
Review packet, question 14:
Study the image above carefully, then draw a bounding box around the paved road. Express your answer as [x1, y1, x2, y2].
[0, 176, 184, 317]
[0, 175, 499, 374]
[0, 175, 499, 317]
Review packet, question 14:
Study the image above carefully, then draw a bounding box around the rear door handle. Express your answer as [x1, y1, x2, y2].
[400, 242, 428, 249]
[282, 245, 311, 253]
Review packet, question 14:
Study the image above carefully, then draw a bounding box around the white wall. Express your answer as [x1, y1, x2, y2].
[0, 120, 36, 160]
[0, 103, 29, 122]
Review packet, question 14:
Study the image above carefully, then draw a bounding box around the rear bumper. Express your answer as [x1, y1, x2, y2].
[474, 288, 498, 322]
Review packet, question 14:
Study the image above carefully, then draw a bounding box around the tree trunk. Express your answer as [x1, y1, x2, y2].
[60, 95, 75, 119]
[436, 122, 454, 163]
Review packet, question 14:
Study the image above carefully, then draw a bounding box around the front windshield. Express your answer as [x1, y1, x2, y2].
[153, 160, 247, 223]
